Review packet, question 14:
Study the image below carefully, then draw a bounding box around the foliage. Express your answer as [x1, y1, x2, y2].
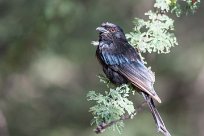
[87, 80, 134, 133]
[88, 0, 201, 134]
[126, 11, 178, 53]
[170, 0, 201, 17]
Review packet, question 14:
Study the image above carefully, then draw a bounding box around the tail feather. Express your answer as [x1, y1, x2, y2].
[142, 92, 171, 136]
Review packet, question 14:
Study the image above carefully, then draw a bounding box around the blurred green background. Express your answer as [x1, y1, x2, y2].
[0, 0, 203, 136]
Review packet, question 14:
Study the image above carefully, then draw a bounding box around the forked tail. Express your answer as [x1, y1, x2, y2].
[142, 92, 171, 136]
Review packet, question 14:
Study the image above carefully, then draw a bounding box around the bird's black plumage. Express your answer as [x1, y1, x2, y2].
[95, 22, 171, 136]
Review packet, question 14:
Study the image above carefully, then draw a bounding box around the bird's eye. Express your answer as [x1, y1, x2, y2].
[109, 28, 116, 32]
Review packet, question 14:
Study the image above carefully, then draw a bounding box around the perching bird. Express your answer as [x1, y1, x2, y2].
[95, 22, 171, 136]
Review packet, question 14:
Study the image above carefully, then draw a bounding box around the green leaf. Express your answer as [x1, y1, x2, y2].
[127, 10, 178, 54]
[87, 82, 135, 133]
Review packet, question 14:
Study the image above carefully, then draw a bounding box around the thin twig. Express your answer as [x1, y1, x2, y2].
[94, 101, 147, 134]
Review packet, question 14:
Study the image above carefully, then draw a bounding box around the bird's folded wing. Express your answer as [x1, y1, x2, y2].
[99, 41, 161, 103]
[100, 41, 137, 65]
[115, 62, 161, 103]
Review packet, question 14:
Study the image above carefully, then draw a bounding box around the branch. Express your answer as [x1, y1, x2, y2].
[94, 101, 147, 134]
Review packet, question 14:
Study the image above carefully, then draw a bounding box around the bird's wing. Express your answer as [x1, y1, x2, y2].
[100, 41, 137, 65]
[115, 61, 161, 103]
[99, 41, 161, 103]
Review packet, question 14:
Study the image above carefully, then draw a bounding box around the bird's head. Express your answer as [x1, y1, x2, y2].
[96, 22, 127, 41]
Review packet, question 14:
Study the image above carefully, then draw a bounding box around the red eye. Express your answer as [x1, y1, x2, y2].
[109, 28, 116, 32]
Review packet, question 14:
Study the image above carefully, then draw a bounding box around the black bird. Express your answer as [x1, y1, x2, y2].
[95, 22, 171, 136]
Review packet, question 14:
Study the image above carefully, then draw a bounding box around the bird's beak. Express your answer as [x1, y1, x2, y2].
[96, 27, 109, 33]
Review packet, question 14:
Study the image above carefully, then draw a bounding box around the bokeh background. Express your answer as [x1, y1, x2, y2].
[0, 0, 203, 136]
